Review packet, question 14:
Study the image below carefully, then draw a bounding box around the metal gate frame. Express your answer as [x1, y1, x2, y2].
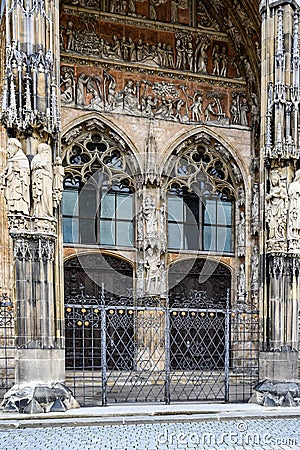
[65, 288, 259, 406]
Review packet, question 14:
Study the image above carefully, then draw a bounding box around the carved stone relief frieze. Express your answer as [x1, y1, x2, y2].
[60, 65, 246, 126]
[64, 0, 213, 27]
[59, 16, 243, 79]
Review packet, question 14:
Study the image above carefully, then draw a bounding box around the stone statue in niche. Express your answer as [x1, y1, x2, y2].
[237, 186, 245, 207]
[220, 46, 228, 77]
[251, 183, 259, 235]
[76, 73, 90, 107]
[190, 92, 203, 122]
[240, 98, 249, 126]
[142, 196, 158, 248]
[53, 157, 65, 209]
[145, 247, 161, 294]
[266, 170, 288, 241]
[60, 69, 75, 104]
[237, 211, 245, 257]
[195, 36, 210, 73]
[65, 21, 75, 51]
[238, 263, 246, 300]
[287, 169, 300, 241]
[31, 143, 53, 218]
[212, 45, 221, 76]
[250, 92, 260, 137]
[230, 99, 239, 124]
[251, 245, 259, 293]
[0, 138, 30, 215]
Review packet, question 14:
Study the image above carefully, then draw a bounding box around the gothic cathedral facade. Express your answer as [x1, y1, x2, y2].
[0, 0, 300, 412]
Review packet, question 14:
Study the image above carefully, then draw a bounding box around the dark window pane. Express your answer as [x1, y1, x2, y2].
[203, 225, 216, 251]
[184, 197, 199, 223]
[63, 218, 79, 243]
[204, 199, 216, 224]
[101, 192, 115, 218]
[80, 219, 96, 244]
[168, 222, 182, 249]
[117, 221, 133, 247]
[184, 224, 199, 250]
[117, 194, 133, 220]
[216, 227, 232, 253]
[217, 201, 232, 225]
[100, 219, 115, 246]
[62, 190, 78, 216]
[80, 189, 97, 218]
[168, 196, 184, 222]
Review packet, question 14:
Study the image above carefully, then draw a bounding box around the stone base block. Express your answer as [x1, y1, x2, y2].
[259, 351, 298, 382]
[1, 382, 80, 414]
[16, 349, 65, 384]
[252, 380, 300, 407]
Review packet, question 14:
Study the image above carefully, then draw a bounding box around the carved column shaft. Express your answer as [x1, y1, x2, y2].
[257, 1, 300, 401]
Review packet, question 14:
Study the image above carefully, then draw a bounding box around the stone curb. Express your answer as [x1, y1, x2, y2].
[1, 405, 300, 429]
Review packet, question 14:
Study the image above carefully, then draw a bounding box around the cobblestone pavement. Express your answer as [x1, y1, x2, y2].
[1, 417, 300, 450]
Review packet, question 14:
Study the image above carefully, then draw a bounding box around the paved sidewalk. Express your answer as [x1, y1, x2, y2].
[1, 402, 300, 428]
[1, 404, 300, 449]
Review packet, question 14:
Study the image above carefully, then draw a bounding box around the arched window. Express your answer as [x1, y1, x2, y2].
[168, 186, 232, 252]
[61, 124, 135, 247]
[167, 139, 237, 255]
[62, 177, 134, 246]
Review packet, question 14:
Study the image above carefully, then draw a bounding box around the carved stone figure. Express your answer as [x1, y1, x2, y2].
[53, 157, 65, 208]
[237, 186, 245, 207]
[237, 211, 245, 257]
[196, 37, 209, 73]
[230, 99, 239, 124]
[251, 245, 259, 292]
[66, 21, 75, 51]
[142, 196, 158, 247]
[212, 45, 220, 76]
[288, 169, 300, 241]
[145, 247, 161, 294]
[251, 183, 259, 234]
[250, 92, 260, 137]
[238, 263, 246, 300]
[60, 70, 74, 104]
[240, 98, 249, 126]
[0, 138, 30, 215]
[31, 143, 53, 217]
[190, 92, 203, 122]
[266, 170, 288, 241]
[220, 46, 228, 77]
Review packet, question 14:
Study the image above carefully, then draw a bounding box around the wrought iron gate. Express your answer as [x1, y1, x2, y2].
[65, 288, 259, 406]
